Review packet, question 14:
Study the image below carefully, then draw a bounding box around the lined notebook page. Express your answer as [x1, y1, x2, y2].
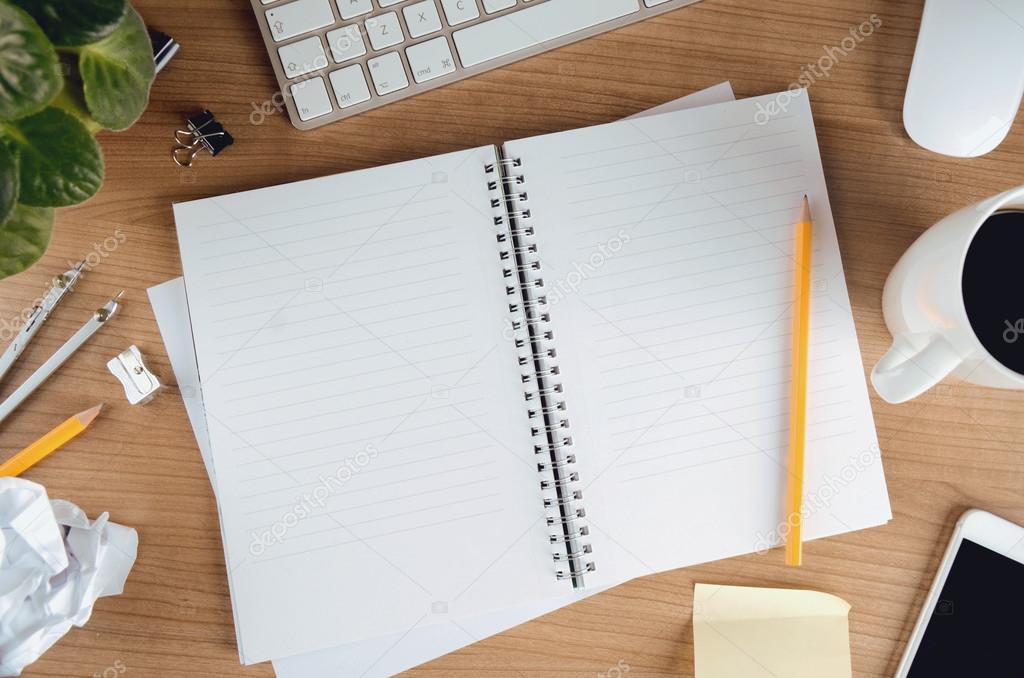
[175, 146, 565, 662]
[503, 91, 891, 584]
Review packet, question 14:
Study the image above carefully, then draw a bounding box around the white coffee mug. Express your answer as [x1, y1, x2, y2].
[871, 185, 1024, 404]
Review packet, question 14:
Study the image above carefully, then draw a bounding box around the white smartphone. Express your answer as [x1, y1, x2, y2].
[895, 509, 1024, 677]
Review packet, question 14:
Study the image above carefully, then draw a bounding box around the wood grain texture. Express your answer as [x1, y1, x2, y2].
[2, 0, 1022, 676]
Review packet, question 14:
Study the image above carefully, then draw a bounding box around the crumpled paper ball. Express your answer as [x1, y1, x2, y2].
[0, 477, 137, 676]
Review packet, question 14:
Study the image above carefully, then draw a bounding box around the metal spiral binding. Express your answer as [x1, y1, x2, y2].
[485, 153, 593, 588]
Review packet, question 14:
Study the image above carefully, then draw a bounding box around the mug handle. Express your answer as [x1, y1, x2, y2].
[870, 333, 963, 404]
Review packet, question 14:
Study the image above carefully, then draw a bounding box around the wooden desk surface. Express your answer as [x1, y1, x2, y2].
[3, 0, 1022, 676]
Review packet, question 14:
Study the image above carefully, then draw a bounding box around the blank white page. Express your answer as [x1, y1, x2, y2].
[152, 278, 603, 675]
[503, 90, 891, 585]
[175, 146, 566, 663]
[161, 84, 735, 677]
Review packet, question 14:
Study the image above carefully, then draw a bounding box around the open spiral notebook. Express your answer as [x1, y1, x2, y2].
[167, 85, 891, 668]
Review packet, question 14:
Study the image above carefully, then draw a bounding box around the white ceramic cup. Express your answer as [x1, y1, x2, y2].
[871, 185, 1024, 404]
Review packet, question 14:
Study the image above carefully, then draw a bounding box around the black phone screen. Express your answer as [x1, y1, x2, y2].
[907, 538, 1024, 677]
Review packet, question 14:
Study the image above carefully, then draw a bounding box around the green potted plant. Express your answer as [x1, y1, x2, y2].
[0, 0, 155, 279]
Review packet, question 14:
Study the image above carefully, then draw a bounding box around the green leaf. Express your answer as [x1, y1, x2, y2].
[0, 1, 62, 120]
[3, 107, 103, 207]
[0, 203, 53, 279]
[10, 0, 127, 48]
[51, 59, 103, 134]
[79, 6, 154, 131]
[0, 143, 18, 224]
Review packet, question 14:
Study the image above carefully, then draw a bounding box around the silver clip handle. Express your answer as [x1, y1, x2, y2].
[0, 292, 122, 424]
[0, 263, 85, 385]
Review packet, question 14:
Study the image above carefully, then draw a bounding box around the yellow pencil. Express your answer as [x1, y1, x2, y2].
[785, 196, 813, 567]
[0, 404, 103, 477]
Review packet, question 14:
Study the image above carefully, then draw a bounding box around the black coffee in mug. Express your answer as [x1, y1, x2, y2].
[962, 210, 1024, 375]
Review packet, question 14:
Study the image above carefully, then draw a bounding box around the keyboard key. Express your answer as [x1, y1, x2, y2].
[403, 1, 443, 38]
[326, 25, 367, 62]
[336, 0, 372, 20]
[277, 36, 327, 78]
[266, 0, 335, 42]
[406, 37, 457, 83]
[255, 0, 701, 129]
[290, 76, 333, 120]
[440, 0, 480, 25]
[481, 0, 516, 13]
[329, 65, 372, 107]
[367, 52, 409, 95]
[454, 0, 640, 67]
[366, 12, 405, 50]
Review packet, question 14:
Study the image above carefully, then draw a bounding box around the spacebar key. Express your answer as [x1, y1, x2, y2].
[453, 0, 641, 68]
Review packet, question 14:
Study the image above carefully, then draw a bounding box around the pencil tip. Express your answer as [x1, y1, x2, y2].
[799, 195, 811, 222]
[77, 404, 104, 426]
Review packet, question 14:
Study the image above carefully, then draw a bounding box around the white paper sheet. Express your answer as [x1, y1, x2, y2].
[152, 276, 603, 676]
[163, 85, 892, 675]
[148, 279, 215, 483]
[502, 88, 891, 586]
[624, 81, 735, 120]
[153, 84, 738, 678]
[175, 145, 575, 661]
[0, 478, 137, 676]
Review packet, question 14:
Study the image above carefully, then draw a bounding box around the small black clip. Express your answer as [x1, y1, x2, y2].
[148, 29, 180, 74]
[173, 110, 234, 167]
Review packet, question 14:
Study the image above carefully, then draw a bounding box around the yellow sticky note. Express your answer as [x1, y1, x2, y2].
[693, 584, 852, 678]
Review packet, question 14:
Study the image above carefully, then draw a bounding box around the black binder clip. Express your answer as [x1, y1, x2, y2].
[149, 29, 180, 74]
[173, 110, 233, 167]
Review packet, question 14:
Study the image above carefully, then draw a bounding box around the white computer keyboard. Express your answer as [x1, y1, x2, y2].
[252, 0, 703, 130]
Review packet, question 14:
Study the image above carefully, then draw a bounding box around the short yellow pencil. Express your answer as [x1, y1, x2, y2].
[0, 404, 103, 476]
[785, 196, 813, 567]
